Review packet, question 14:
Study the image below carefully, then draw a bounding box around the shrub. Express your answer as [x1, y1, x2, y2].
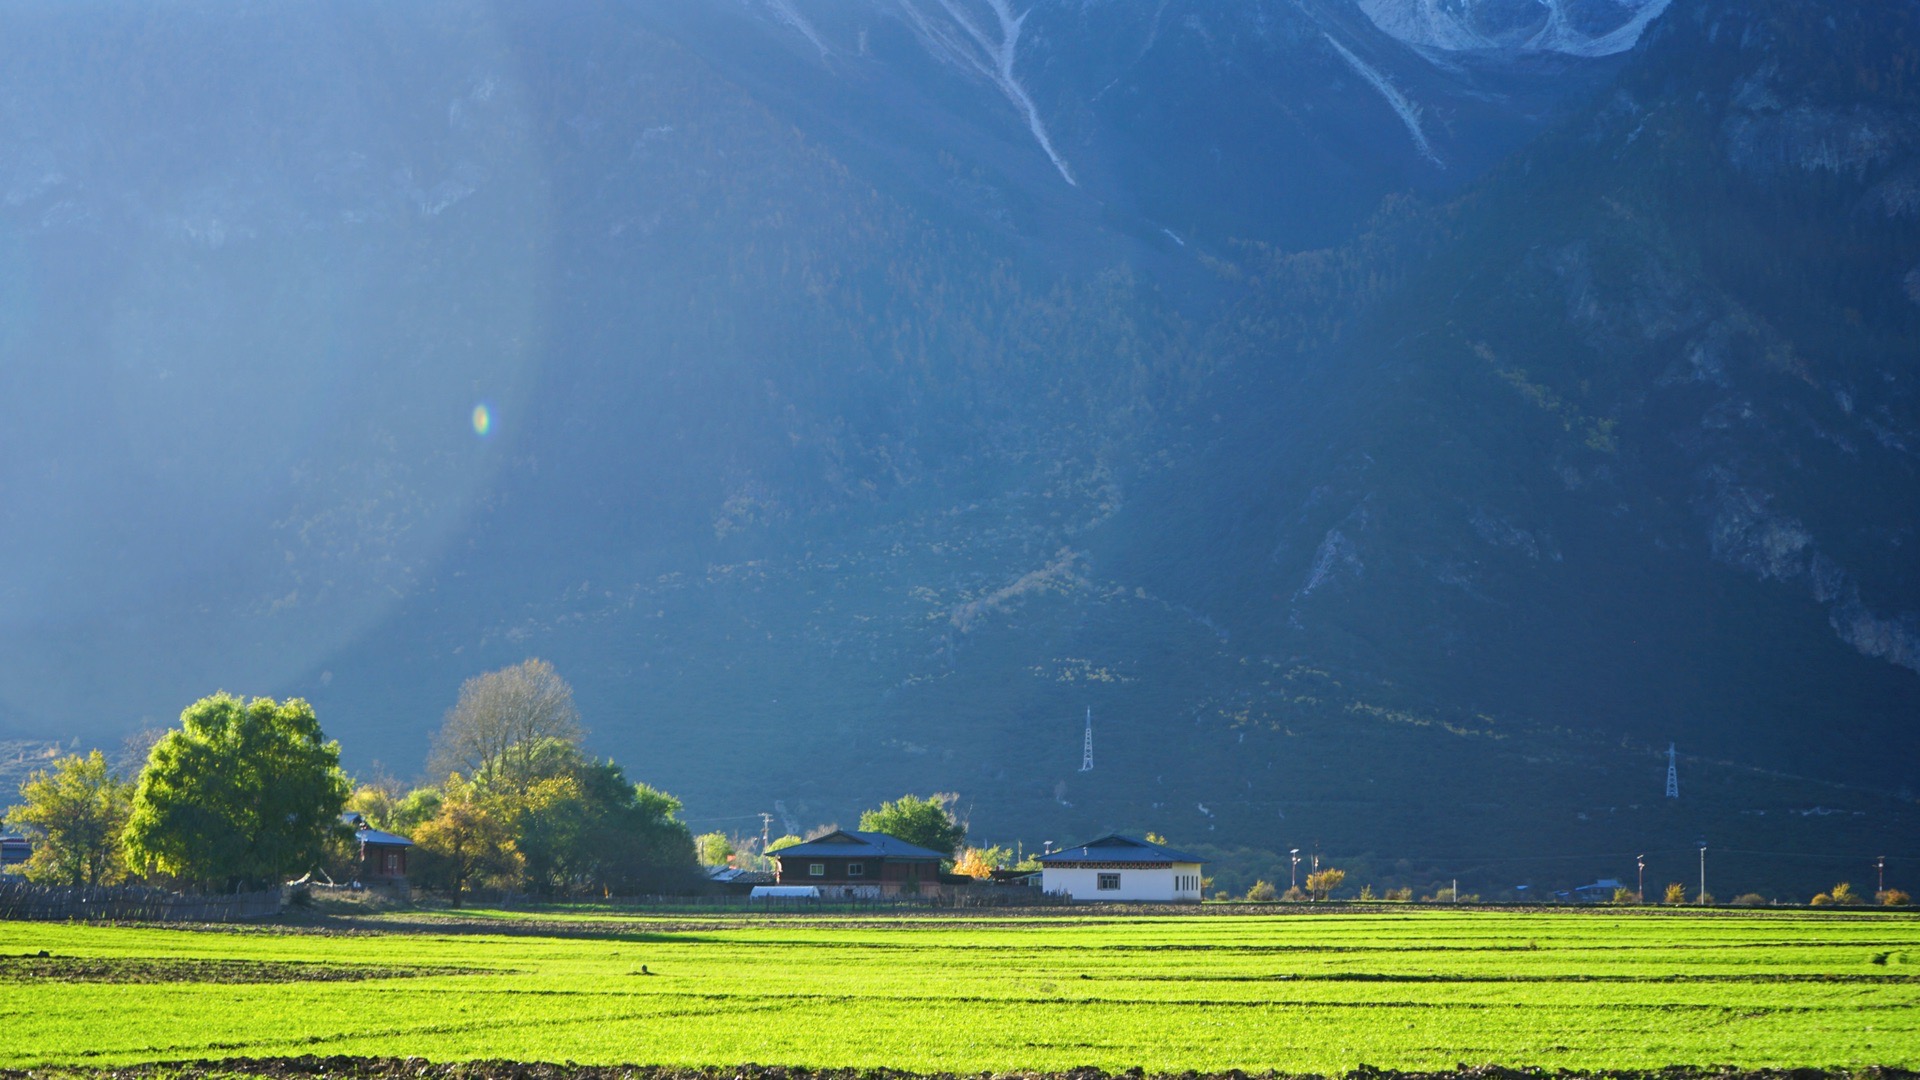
[1829, 882, 1864, 905]
[1663, 882, 1688, 904]
[1730, 893, 1768, 906]
[1244, 879, 1278, 902]
[1878, 888, 1912, 906]
[1384, 886, 1413, 901]
[1611, 887, 1641, 905]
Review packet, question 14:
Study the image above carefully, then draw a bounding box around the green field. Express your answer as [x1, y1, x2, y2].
[2, 909, 1916, 1072]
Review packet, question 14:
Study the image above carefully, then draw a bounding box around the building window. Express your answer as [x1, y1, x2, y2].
[1098, 872, 1121, 891]
[847, 862, 865, 877]
[809, 863, 826, 877]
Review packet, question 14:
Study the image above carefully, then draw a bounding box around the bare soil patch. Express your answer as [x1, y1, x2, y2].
[0, 956, 480, 983]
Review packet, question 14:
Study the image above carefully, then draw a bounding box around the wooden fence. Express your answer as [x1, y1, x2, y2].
[0, 878, 283, 922]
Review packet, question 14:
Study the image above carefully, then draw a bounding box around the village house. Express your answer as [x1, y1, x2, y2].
[0, 830, 28, 867]
[769, 829, 947, 899]
[1037, 834, 1206, 902]
[341, 812, 413, 888]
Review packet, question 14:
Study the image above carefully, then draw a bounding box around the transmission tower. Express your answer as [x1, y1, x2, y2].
[1665, 743, 1679, 799]
[1079, 707, 1094, 772]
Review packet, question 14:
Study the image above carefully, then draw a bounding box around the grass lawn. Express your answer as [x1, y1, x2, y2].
[0, 908, 1915, 1072]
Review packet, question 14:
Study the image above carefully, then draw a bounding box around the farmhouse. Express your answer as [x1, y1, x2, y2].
[341, 812, 413, 887]
[769, 829, 947, 898]
[1038, 834, 1206, 902]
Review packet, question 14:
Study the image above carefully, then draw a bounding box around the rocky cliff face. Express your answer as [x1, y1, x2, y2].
[1157, 0, 1920, 786]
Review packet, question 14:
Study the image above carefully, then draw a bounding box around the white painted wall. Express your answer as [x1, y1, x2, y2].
[1041, 863, 1204, 902]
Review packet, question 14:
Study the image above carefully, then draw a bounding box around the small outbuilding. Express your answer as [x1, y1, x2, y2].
[749, 884, 821, 903]
[1037, 834, 1206, 902]
[341, 812, 413, 887]
[0, 832, 29, 867]
[769, 829, 948, 899]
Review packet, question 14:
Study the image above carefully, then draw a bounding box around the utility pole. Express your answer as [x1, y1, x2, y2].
[1666, 743, 1679, 799]
[1637, 854, 1646, 903]
[1878, 855, 1887, 895]
[1290, 848, 1301, 893]
[1698, 842, 1708, 904]
[758, 812, 774, 850]
[1079, 707, 1094, 773]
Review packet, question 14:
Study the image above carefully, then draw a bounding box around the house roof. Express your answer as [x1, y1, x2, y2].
[707, 866, 775, 884]
[342, 812, 413, 848]
[768, 829, 947, 861]
[1037, 834, 1207, 865]
[356, 827, 414, 847]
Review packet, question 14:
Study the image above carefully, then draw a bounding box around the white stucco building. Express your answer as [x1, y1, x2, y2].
[1037, 834, 1206, 902]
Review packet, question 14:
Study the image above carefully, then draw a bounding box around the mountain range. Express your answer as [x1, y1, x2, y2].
[1, 0, 1914, 895]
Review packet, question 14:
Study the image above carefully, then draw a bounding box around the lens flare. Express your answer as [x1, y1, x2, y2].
[472, 403, 492, 437]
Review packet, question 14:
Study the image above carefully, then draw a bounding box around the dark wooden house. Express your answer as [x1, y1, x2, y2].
[770, 830, 947, 898]
[342, 812, 413, 887]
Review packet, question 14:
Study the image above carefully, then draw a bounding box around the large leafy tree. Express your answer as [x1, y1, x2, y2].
[5, 751, 134, 887]
[478, 743, 698, 897]
[858, 793, 965, 858]
[123, 694, 350, 892]
[591, 771, 699, 895]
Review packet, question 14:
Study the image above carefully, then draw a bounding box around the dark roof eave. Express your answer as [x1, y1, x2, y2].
[1036, 833, 1208, 865]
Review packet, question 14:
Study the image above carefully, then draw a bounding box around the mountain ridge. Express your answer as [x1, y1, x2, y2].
[1, 0, 1915, 895]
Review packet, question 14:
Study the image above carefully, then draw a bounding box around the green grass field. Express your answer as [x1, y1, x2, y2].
[2, 908, 1916, 1072]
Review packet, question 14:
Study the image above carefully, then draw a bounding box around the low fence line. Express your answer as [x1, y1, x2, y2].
[0, 878, 282, 922]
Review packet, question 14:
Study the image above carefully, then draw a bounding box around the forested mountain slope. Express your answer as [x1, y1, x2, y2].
[0, 0, 1913, 893]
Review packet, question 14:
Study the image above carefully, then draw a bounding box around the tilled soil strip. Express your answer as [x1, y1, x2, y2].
[0, 957, 483, 983]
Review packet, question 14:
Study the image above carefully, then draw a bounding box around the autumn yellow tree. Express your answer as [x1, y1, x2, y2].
[411, 776, 521, 907]
[952, 845, 1013, 879]
[1306, 867, 1346, 902]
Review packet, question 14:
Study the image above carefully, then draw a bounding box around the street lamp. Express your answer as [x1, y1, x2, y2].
[1290, 848, 1301, 893]
[1636, 854, 1646, 903]
[1878, 855, 1887, 896]
[1698, 842, 1708, 904]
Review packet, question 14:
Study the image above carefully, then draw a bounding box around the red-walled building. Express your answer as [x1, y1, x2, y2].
[342, 812, 413, 887]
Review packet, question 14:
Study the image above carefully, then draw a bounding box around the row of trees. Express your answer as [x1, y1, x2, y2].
[3, 659, 698, 901]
